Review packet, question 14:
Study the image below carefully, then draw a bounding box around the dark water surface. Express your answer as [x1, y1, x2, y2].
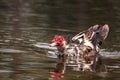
[0, 0, 120, 80]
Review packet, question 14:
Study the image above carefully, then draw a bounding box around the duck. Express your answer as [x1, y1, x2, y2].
[50, 24, 109, 72]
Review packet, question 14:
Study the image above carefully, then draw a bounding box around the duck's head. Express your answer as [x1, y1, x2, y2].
[50, 35, 65, 47]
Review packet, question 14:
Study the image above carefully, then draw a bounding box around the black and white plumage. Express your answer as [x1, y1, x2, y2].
[50, 24, 109, 73]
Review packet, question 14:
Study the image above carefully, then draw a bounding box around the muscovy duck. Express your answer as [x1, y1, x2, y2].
[50, 24, 109, 72]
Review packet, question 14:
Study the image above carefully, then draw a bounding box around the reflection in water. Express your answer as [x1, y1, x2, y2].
[0, 0, 120, 80]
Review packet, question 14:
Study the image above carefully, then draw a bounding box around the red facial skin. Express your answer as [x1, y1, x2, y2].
[51, 35, 65, 46]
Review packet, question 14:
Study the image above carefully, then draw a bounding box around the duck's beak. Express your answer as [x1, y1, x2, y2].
[50, 42, 57, 47]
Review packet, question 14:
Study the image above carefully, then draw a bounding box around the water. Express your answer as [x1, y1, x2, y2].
[0, 0, 120, 80]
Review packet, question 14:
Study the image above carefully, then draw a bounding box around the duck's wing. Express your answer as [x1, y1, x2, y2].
[85, 24, 100, 40]
[72, 24, 100, 43]
[72, 31, 84, 41]
[88, 24, 100, 32]
[99, 24, 109, 40]
[72, 24, 109, 46]
[91, 24, 109, 46]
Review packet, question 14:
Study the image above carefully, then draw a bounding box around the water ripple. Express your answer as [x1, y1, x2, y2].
[100, 50, 120, 59]
[0, 48, 28, 53]
[32, 42, 57, 50]
[0, 70, 14, 73]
